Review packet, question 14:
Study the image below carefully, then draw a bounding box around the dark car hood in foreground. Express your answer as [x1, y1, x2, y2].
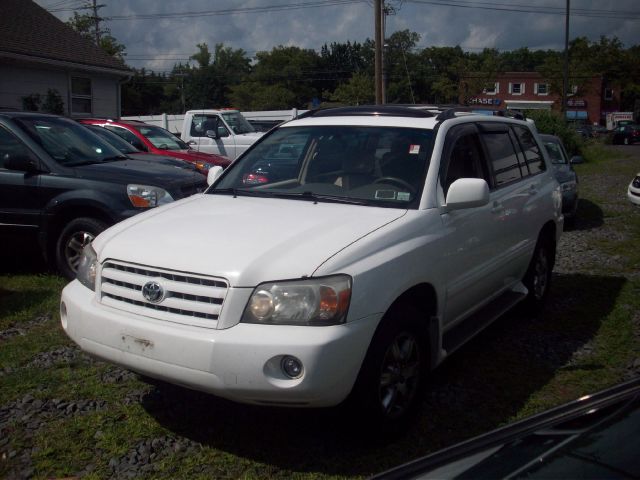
[71, 158, 205, 187]
[373, 379, 640, 480]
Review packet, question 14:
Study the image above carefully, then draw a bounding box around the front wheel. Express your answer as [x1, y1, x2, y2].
[349, 305, 428, 432]
[55, 217, 107, 279]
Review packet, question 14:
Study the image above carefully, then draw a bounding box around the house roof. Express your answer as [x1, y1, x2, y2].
[0, 0, 130, 75]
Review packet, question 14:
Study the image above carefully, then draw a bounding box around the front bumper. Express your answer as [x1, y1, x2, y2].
[61, 280, 379, 407]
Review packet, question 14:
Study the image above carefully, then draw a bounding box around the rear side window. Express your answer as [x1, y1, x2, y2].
[482, 130, 522, 187]
[513, 125, 546, 175]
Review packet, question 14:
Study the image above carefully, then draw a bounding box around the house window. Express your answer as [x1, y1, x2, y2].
[604, 88, 613, 101]
[509, 82, 524, 95]
[71, 77, 92, 115]
[535, 83, 549, 95]
[483, 82, 499, 95]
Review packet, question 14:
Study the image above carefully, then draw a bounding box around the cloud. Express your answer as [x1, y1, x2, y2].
[36, 0, 640, 70]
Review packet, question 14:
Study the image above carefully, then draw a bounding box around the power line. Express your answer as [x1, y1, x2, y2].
[404, 0, 640, 20]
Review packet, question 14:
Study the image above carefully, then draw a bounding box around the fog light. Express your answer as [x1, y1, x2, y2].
[281, 355, 303, 379]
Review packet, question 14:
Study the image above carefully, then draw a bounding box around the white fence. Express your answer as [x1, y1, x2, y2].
[122, 109, 308, 134]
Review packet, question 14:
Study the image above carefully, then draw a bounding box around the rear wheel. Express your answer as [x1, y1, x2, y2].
[349, 305, 428, 432]
[55, 217, 107, 279]
[523, 235, 554, 310]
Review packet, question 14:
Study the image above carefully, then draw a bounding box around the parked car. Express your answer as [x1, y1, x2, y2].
[180, 109, 265, 160]
[82, 123, 199, 173]
[572, 124, 593, 139]
[539, 134, 581, 221]
[0, 112, 207, 278]
[372, 378, 640, 479]
[61, 106, 563, 430]
[612, 124, 640, 145]
[628, 173, 640, 205]
[78, 118, 231, 174]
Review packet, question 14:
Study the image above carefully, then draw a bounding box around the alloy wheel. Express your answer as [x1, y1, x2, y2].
[64, 231, 95, 273]
[378, 331, 421, 418]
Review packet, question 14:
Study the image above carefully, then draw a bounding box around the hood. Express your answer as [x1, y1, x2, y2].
[72, 158, 204, 186]
[165, 149, 231, 167]
[235, 131, 265, 145]
[93, 195, 406, 287]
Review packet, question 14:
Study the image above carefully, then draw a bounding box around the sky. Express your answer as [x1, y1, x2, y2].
[36, 0, 640, 73]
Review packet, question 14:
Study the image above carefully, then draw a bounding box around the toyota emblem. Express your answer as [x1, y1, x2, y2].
[142, 281, 165, 303]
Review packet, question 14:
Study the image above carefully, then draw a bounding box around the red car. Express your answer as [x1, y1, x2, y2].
[78, 119, 231, 174]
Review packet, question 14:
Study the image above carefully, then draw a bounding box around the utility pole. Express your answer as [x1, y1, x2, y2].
[91, 0, 102, 45]
[562, 0, 570, 116]
[374, 0, 383, 105]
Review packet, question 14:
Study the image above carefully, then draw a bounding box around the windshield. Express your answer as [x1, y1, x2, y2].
[221, 111, 255, 134]
[210, 125, 434, 209]
[85, 125, 138, 154]
[136, 125, 189, 150]
[543, 140, 568, 164]
[15, 116, 125, 166]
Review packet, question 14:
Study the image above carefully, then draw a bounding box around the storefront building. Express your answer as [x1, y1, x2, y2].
[462, 72, 611, 125]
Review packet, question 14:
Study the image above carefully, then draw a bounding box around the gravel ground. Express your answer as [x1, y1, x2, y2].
[1, 144, 639, 479]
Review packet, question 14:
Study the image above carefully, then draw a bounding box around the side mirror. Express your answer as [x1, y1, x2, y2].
[217, 126, 230, 138]
[4, 153, 40, 173]
[205, 129, 218, 139]
[207, 165, 223, 186]
[570, 155, 584, 165]
[445, 178, 490, 211]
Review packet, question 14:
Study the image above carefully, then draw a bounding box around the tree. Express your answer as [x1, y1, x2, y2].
[66, 10, 126, 61]
[326, 72, 374, 105]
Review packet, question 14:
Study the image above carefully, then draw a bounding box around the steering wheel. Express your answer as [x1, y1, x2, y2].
[373, 176, 416, 193]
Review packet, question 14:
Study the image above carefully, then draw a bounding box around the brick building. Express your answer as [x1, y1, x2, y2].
[462, 72, 615, 126]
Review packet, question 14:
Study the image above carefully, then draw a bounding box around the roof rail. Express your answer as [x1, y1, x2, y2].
[296, 105, 436, 119]
[435, 107, 474, 121]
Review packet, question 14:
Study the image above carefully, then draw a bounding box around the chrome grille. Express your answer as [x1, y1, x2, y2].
[99, 261, 228, 328]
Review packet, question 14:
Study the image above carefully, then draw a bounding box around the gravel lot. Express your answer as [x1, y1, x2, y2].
[1, 144, 639, 479]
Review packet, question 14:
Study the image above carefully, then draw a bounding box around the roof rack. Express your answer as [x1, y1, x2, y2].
[297, 105, 436, 119]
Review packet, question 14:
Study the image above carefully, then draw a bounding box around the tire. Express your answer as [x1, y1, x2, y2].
[55, 217, 107, 279]
[522, 235, 554, 310]
[348, 305, 428, 433]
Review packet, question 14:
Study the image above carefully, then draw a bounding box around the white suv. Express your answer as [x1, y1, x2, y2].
[61, 106, 563, 428]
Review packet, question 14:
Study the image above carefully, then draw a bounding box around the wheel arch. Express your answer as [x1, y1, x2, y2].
[382, 282, 440, 370]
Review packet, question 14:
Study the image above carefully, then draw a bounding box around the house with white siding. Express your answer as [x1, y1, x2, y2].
[0, 0, 130, 118]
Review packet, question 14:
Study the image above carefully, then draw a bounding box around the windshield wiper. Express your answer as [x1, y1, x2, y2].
[272, 191, 369, 205]
[101, 155, 129, 162]
[211, 188, 277, 198]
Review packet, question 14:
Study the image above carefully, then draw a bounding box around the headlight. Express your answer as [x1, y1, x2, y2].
[127, 184, 174, 208]
[561, 180, 577, 192]
[241, 275, 352, 326]
[76, 244, 98, 291]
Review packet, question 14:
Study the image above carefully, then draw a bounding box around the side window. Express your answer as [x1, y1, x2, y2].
[0, 126, 35, 170]
[513, 125, 546, 175]
[482, 130, 522, 187]
[105, 125, 138, 144]
[190, 115, 221, 137]
[442, 129, 487, 196]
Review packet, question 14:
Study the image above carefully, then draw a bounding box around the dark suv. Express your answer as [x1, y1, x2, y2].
[0, 112, 207, 278]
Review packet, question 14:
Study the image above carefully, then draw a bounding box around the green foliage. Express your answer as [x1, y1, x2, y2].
[66, 11, 126, 61]
[20, 90, 64, 114]
[525, 109, 582, 155]
[42, 89, 65, 115]
[326, 72, 374, 105]
[21, 93, 41, 111]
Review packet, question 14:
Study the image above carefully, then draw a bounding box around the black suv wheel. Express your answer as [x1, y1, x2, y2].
[55, 218, 107, 279]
